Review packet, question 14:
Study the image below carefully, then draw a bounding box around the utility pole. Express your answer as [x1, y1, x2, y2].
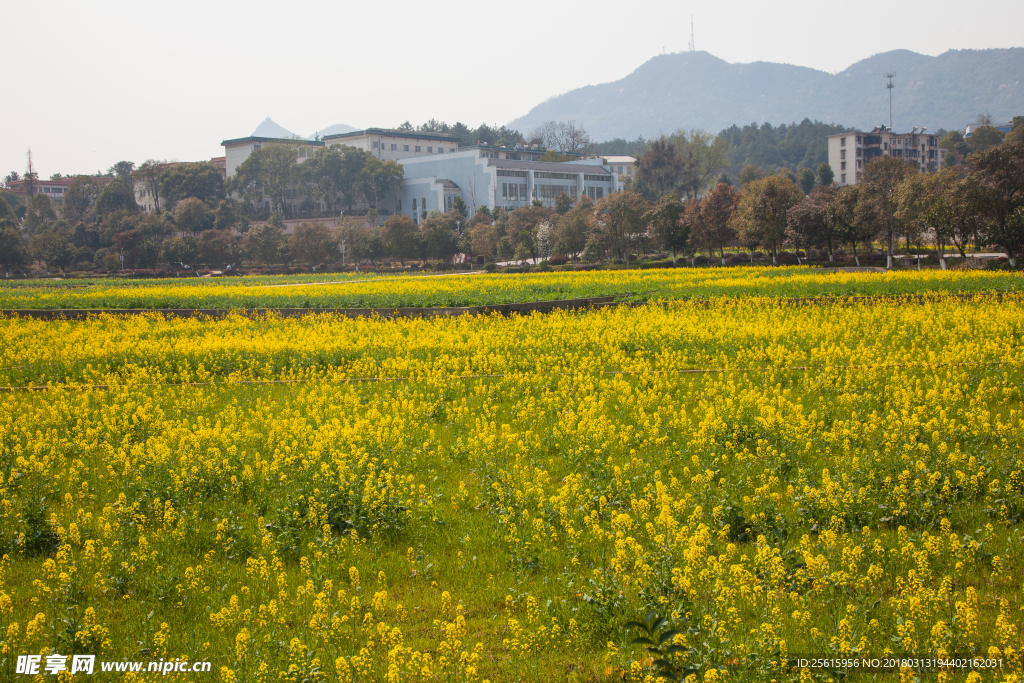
[885, 72, 896, 131]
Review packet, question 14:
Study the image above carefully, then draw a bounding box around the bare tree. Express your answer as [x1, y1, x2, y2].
[529, 121, 592, 155]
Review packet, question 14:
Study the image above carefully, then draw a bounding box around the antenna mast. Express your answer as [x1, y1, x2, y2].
[885, 71, 896, 131]
[688, 16, 695, 52]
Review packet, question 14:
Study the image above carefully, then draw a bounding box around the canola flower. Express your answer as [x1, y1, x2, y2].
[0, 293, 1022, 681]
[0, 267, 1021, 310]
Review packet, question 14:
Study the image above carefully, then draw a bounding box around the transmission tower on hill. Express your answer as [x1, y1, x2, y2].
[688, 16, 695, 52]
[885, 71, 896, 131]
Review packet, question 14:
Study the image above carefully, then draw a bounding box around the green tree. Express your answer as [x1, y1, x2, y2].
[939, 130, 969, 159]
[450, 196, 468, 220]
[591, 191, 649, 263]
[23, 193, 57, 232]
[635, 140, 683, 199]
[93, 177, 139, 218]
[62, 176, 104, 224]
[816, 162, 835, 188]
[669, 128, 731, 198]
[737, 164, 767, 187]
[30, 221, 76, 275]
[161, 235, 199, 270]
[174, 197, 213, 236]
[786, 185, 838, 262]
[966, 126, 1005, 156]
[291, 222, 338, 264]
[826, 185, 874, 266]
[858, 156, 917, 268]
[0, 194, 18, 229]
[970, 138, 1024, 266]
[229, 145, 299, 215]
[732, 174, 803, 265]
[381, 214, 420, 266]
[245, 221, 284, 267]
[554, 192, 574, 215]
[419, 212, 460, 264]
[552, 204, 592, 262]
[135, 160, 167, 212]
[0, 226, 30, 276]
[107, 161, 135, 186]
[643, 194, 688, 264]
[797, 167, 816, 194]
[214, 200, 237, 232]
[160, 162, 225, 209]
[299, 146, 347, 216]
[506, 205, 550, 262]
[198, 229, 241, 268]
[359, 158, 404, 218]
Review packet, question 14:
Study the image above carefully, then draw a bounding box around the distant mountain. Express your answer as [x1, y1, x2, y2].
[307, 124, 358, 140]
[509, 49, 1024, 140]
[251, 117, 298, 139]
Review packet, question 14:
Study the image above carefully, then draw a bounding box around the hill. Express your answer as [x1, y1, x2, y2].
[508, 48, 1024, 140]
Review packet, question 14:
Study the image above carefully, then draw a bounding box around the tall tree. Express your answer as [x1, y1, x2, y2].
[299, 146, 346, 216]
[816, 162, 835, 188]
[970, 138, 1024, 266]
[0, 226, 30, 276]
[967, 126, 1005, 155]
[245, 221, 284, 267]
[0, 194, 18, 229]
[591, 191, 649, 263]
[553, 204, 592, 262]
[826, 185, 875, 266]
[858, 156, 916, 268]
[732, 174, 803, 264]
[30, 221, 76, 276]
[506, 205, 550, 262]
[419, 212, 460, 264]
[107, 161, 136, 187]
[797, 167, 816, 194]
[290, 222, 338, 264]
[62, 176, 104, 224]
[229, 144, 300, 215]
[381, 214, 419, 266]
[529, 121, 592, 154]
[634, 140, 683, 199]
[670, 129, 731, 197]
[160, 162, 225, 209]
[786, 185, 838, 262]
[359, 157, 404, 219]
[644, 194, 688, 264]
[93, 177, 139, 218]
[24, 193, 57, 232]
[135, 160, 167, 212]
[174, 197, 213, 236]
[692, 183, 740, 263]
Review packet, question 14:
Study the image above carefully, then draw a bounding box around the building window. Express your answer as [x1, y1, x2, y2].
[519, 184, 527, 200]
[404, 145, 410, 152]
[840, 149, 846, 160]
[397, 200, 402, 212]
[372, 141, 379, 148]
[427, 147, 433, 153]
[596, 187, 604, 199]
[840, 137, 846, 146]
[412, 198, 417, 211]
[449, 148, 455, 153]
[415, 146, 421, 152]
[253, 143, 262, 151]
[391, 144, 397, 150]
[856, 136, 862, 144]
[298, 148, 307, 158]
[841, 174, 846, 183]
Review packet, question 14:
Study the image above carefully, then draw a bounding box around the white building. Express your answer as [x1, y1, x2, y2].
[599, 155, 636, 179]
[827, 127, 947, 186]
[321, 128, 459, 161]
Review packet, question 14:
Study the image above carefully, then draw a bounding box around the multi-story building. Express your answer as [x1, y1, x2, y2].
[321, 128, 459, 161]
[827, 127, 947, 186]
[4, 176, 113, 208]
[600, 155, 636, 179]
[396, 151, 619, 222]
[222, 136, 324, 179]
[964, 121, 1014, 137]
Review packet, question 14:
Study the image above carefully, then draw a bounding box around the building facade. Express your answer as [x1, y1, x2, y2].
[827, 127, 947, 186]
[321, 128, 459, 161]
[395, 151, 619, 222]
[4, 176, 113, 208]
[133, 158, 226, 213]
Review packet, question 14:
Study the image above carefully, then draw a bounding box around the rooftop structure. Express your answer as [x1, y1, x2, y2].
[322, 128, 460, 161]
[5, 176, 113, 207]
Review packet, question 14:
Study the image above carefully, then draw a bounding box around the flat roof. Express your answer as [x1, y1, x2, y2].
[488, 159, 611, 175]
[221, 136, 324, 146]
[601, 156, 636, 163]
[322, 127, 459, 143]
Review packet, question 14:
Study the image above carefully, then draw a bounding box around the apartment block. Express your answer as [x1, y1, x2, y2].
[827, 126, 947, 186]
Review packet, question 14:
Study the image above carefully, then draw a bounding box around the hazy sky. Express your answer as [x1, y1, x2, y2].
[4, 0, 1022, 178]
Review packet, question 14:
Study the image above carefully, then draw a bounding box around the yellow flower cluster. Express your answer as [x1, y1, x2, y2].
[0, 292, 1021, 681]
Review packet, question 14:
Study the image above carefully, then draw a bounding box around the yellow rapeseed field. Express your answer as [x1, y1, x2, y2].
[1, 293, 1022, 681]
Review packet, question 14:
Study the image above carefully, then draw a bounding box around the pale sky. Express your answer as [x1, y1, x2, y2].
[3, 0, 1022, 179]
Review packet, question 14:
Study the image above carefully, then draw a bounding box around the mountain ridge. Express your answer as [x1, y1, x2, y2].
[508, 48, 1024, 140]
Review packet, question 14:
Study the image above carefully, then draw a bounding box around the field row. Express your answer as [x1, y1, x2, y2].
[1, 296, 1022, 681]
[1, 267, 1022, 309]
